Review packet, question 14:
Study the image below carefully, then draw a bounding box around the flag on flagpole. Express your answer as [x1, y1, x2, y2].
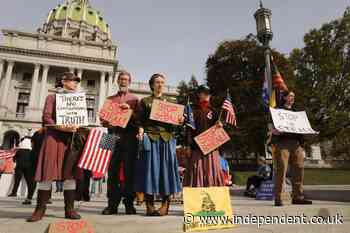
[0, 149, 16, 160]
[78, 128, 118, 174]
[221, 92, 237, 126]
[183, 100, 196, 130]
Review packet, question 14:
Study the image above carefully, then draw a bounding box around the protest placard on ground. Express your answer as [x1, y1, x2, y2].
[56, 93, 89, 126]
[48, 220, 94, 233]
[183, 187, 235, 232]
[150, 99, 185, 125]
[194, 125, 230, 155]
[270, 107, 318, 134]
[99, 99, 133, 128]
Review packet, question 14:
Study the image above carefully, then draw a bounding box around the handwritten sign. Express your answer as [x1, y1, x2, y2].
[194, 125, 230, 155]
[56, 93, 88, 126]
[99, 99, 133, 128]
[270, 107, 318, 134]
[48, 220, 94, 233]
[150, 99, 185, 125]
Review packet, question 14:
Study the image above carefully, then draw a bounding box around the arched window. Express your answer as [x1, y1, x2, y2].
[1, 130, 20, 149]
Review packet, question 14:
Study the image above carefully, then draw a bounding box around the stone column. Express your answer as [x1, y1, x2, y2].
[39, 65, 50, 108]
[28, 64, 41, 108]
[107, 72, 115, 96]
[98, 71, 106, 111]
[0, 60, 15, 107]
[77, 69, 83, 79]
[77, 69, 83, 90]
[0, 59, 4, 81]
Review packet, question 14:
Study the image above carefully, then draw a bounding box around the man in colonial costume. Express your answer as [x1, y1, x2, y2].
[101, 71, 139, 215]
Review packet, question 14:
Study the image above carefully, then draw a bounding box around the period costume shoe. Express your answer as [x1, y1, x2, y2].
[145, 194, 159, 216]
[123, 199, 136, 215]
[274, 199, 283, 207]
[102, 206, 118, 215]
[158, 196, 170, 216]
[292, 199, 312, 205]
[27, 190, 51, 222]
[64, 190, 81, 219]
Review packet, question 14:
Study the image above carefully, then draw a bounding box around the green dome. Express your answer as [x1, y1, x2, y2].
[47, 0, 108, 33]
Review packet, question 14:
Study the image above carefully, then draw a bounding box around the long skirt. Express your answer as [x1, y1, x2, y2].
[134, 134, 182, 196]
[34, 128, 85, 182]
[183, 149, 226, 187]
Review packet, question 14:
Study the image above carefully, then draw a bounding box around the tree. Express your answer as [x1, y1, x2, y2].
[176, 75, 199, 105]
[206, 37, 295, 158]
[289, 7, 350, 157]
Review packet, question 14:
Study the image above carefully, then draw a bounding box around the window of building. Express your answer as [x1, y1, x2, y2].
[87, 79, 96, 88]
[22, 73, 32, 82]
[86, 96, 96, 123]
[16, 92, 30, 118]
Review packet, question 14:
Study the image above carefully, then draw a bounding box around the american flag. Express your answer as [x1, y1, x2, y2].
[78, 128, 118, 174]
[0, 149, 16, 160]
[222, 93, 237, 126]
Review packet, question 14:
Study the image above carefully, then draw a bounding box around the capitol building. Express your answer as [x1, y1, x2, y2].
[0, 0, 177, 149]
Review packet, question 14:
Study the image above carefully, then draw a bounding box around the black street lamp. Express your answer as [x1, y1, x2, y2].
[254, 1, 273, 98]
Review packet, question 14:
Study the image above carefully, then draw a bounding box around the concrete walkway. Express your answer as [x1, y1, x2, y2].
[0, 191, 349, 233]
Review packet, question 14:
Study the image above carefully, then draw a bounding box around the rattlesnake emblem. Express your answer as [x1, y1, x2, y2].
[200, 191, 216, 212]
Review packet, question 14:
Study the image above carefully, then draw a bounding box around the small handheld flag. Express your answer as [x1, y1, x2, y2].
[184, 99, 196, 130]
[221, 91, 237, 126]
[78, 128, 119, 174]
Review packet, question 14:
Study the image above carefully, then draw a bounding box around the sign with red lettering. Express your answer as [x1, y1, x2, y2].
[48, 220, 94, 233]
[99, 99, 133, 128]
[150, 99, 185, 125]
[194, 125, 230, 155]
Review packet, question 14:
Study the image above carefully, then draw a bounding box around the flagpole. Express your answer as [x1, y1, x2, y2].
[217, 89, 229, 123]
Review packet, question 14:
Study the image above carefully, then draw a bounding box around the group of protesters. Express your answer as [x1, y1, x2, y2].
[2, 69, 312, 223]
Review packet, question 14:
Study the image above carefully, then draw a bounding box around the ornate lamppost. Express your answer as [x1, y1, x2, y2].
[254, 1, 273, 98]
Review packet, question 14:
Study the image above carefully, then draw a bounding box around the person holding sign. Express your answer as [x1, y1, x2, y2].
[183, 85, 226, 187]
[135, 73, 183, 216]
[27, 72, 82, 222]
[272, 91, 312, 206]
[100, 71, 139, 215]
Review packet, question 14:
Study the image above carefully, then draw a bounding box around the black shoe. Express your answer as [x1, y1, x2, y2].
[292, 199, 312, 205]
[8, 193, 17, 197]
[102, 206, 118, 215]
[274, 200, 283, 207]
[125, 205, 137, 215]
[22, 199, 32, 205]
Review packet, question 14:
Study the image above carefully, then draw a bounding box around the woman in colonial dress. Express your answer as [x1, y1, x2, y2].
[183, 85, 226, 187]
[135, 73, 183, 216]
[27, 72, 82, 222]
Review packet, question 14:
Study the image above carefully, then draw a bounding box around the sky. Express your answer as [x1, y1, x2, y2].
[0, 0, 348, 86]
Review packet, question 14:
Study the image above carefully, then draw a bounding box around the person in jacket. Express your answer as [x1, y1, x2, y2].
[272, 91, 312, 206]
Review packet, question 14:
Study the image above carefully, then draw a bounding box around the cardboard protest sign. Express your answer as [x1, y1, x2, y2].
[183, 187, 235, 232]
[47, 220, 94, 233]
[270, 107, 318, 134]
[99, 99, 133, 128]
[150, 99, 185, 125]
[56, 93, 89, 126]
[194, 125, 230, 155]
[256, 180, 274, 201]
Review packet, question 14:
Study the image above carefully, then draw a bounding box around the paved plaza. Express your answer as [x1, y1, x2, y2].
[0, 187, 349, 233]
